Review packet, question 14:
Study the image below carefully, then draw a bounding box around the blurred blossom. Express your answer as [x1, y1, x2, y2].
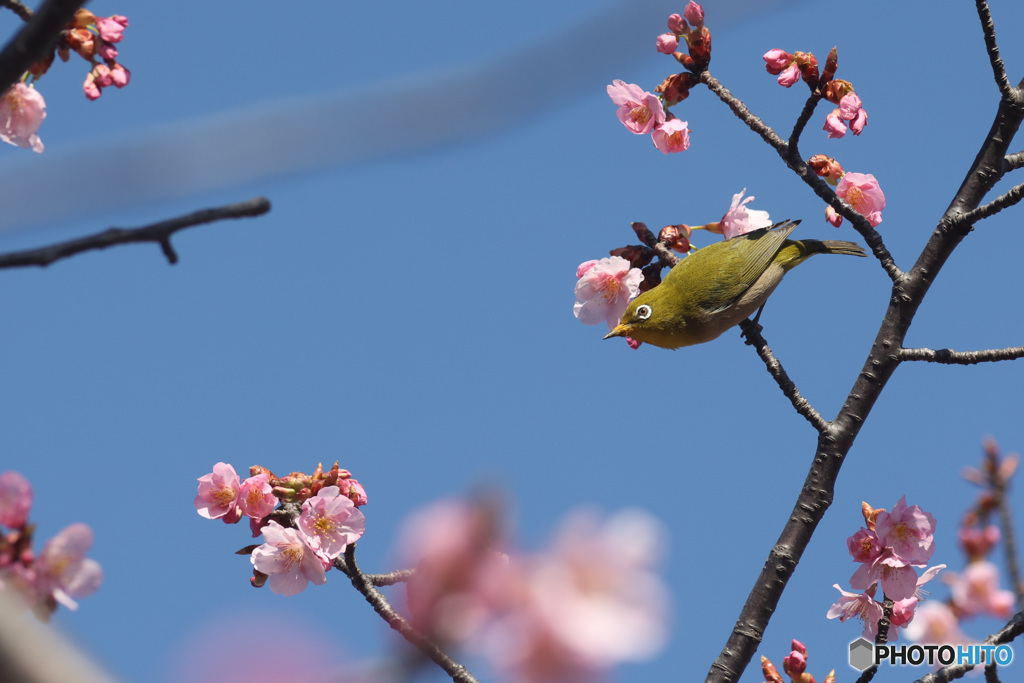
[34, 523, 103, 611]
[0, 471, 33, 528]
[195, 462, 242, 523]
[0, 83, 46, 153]
[251, 521, 327, 596]
[297, 486, 365, 560]
[904, 601, 968, 645]
[949, 561, 1015, 618]
[573, 256, 643, 330]
[656, 33, 678, 54]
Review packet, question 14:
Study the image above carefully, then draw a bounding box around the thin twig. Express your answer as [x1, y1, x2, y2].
[343, 544, 480, 683]
[787, 92, 822, 151]
[975, 0, 1014, 100]
[0, 0, 33, 22]
[951, 181, 1024, 225]
[898, 346, 1024, 365]
[333, 556, 416, 586]
[0, 197, 271, 268]
[737, 319, 828, 433]
[911, 609, 1024, 683]
[993, 474, 1024, 609]
[0, 0, 83, 95]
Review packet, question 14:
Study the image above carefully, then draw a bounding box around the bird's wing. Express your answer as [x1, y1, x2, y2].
[705, 220, 799, 314]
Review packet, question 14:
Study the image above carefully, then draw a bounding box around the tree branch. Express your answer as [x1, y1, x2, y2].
[333, 556, 416, 586]
[899, 346, 1024, 365]
[975, 0, 1013, 100]
[0, 197, 271, 268]
[343, 544, 480, 683]
[787, 91, 822, 151]
[911, 609, 1024, 683]
[699, 70, 901, 281]
[737, 319, 828, 433]
[951, 181, 1024, 225]
[1004, 151, 1024, 172]
[0, 0, 33, 22]
[0, 0, 83, 95]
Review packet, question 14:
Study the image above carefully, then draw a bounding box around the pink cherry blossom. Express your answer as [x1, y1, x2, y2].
[950, 560, 1015, 618]
[651, 118, 690, 154]
[34, 523, 103, 610]
[573, 256, 643, 330]
[777, 64, 800, 88]
[97, 41, 118, 61]
[0, 83, 46, 153]
[576, 260, 598, 279]
[251, 521, 327, 596]
[338, 477, 368, 506]
[836, 172, 885, 226]
[0, 471, 32, 528]
[195, 462, 242, 523]
[839, 93, 862, 120]
[95, 15, 129, 43]
[826, 585, 885, 640]
[823, 109, 847, 138]
[874, 495, 935, 565]
[297, 486, 365, 560]
[720, 188, 772, 239]
[847, 527, 882, 564]
[849, 547, 919, 600]
[656, 33, 678, 54]
[607, 80, 666, 135]
[684, 1, 704, 29]
[850, 107, 867, 135]
[237, 474, 277, 520]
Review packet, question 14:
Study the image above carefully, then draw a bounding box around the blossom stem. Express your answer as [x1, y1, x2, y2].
[342, 544, 481, 683]
[0, 197, 271, 268]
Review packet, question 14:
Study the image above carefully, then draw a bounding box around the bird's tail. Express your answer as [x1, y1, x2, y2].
[801, 239, 867, 257]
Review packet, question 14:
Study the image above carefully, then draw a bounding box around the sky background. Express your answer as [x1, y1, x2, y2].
[2, 0, 1024, 682]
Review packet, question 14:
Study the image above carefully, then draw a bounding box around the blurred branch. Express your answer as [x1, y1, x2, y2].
[912, 609, 1024, 683]
[738, 319, 828, 433]
[0, 0, 83, 94]
[700, 70, 901, 281]
[0, 197, 271, 268]
[975, 0, 1013, 99]
[0, 0, 33, 22]
[343, 544, 480, 683]
[899, 346, 1024, 365]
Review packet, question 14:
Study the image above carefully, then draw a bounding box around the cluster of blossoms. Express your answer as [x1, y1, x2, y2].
[808, 155, 886, 228]
[760, 640, 834, 683]
[573, 189, 772, 347]
[0, 9, 130, 154]
[606, 1, 707, 154]
[762, 48, 868, 139]
[905, 440, 1019, 644]
[827, 496, 945, 641]
[0, 471, 102, 619]
[195, 461, 366, 596]
[399, 500, 670, 682]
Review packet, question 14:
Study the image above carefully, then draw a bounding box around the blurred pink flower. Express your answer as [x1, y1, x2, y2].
[651, 118, 690, 154]
[950, 560, 1015, 618]
[667, 13, 686, 33]
[607, 80, 665, 135]
[110, 64, 131, 88]
[836, 172, 885, 226]
[0, 83, 45, 153]
[684, 1, 704, 28]
[720, 188, 772, 239]
[195, 462, 242, 523]
[34, 523, 103, 610]
[874, 495, 935, 566]
[251, 521, 327, 596]
[573, 256, 643, 330]
[83, 73, 101, 101]
[237, 474, 277, 520]
[656, 33, 678, 54]
[0, 471, 32, 528]
[904, 601, 968, 645]
[296, 486, 365, 560]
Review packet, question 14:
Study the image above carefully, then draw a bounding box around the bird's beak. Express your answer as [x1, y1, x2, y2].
[604, 324, 628, 340]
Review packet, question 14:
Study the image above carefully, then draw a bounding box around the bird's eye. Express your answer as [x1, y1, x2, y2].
[635, 304, 652, 320]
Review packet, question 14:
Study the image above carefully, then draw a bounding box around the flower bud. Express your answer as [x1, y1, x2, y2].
[659, 224, 692, 253]
[824, 79, 854, 104]
[684, 1, 704, 29]
[761, 656, 784, 683]
[822, 47, 838, 83]
[657, 33, 679, 54]
[794, 51, 818, 87]
[630, 221, 657, 245]
[667, 13, 687, 33]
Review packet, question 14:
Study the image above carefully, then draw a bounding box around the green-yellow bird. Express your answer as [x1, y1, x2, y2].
[604, 220, 866, 349]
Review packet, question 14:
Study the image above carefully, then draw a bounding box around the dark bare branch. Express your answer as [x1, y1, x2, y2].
[737, 319, 828, 433]
[899, 346, 1024, 365]
[787, 92, 823, 151]
[911, 609, 1024, 683]
[334, 556, 415, 586]
[0, 197, 271, 268]
[0, 0, 33, 22]
[343, 544, 480, 683]
[1004, 151, 1024, 172]
[951, 181, 1024, 226]
[975, 0, 1013, 99]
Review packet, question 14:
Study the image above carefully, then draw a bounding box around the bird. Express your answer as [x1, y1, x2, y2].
[604, 219, 866, 349]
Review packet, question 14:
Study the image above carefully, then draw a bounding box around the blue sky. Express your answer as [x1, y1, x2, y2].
[3, 0, 1024, 681]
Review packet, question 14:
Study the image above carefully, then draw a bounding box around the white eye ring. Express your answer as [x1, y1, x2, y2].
[635, 304, 652, 320]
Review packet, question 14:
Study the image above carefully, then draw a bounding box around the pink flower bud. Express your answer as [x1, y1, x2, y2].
[110, 64, 131, 88]
[763, 49, 793, 74]
[823, 110, 847, 138]
[777, 64, 800, 88]
[684, 1, 704, 28]
[92, 63, 113, 87]
[825, 206, 842, 227]
[667, 13, 687, 33]
[95, 15, 129, 43]
[83, 74, 101, 100]
[656, 33, 679, 54]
